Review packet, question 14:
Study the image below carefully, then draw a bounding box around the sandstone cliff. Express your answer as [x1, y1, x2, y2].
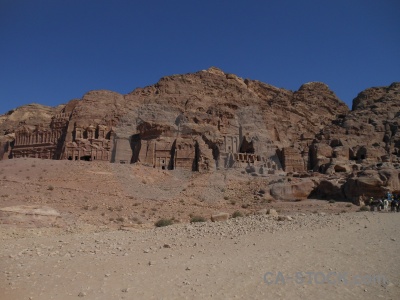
[1, 67, 398, 202]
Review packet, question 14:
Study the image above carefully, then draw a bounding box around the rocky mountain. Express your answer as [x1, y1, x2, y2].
[0, 67, 399, 202]
[0, 103, 61, 134]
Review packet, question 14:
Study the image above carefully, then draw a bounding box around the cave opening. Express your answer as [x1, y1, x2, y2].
[239, 137, 255, 154]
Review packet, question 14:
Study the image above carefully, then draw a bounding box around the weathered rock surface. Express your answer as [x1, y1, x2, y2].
[0, 67, 399, 201]
[211, 212, 229, 222]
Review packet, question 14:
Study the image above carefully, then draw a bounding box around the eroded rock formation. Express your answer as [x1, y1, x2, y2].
[1, 67, 399, 201]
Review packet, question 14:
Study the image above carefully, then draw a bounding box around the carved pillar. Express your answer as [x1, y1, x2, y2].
[223, 136, 226, 152]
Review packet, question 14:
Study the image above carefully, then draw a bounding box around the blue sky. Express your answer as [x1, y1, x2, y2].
[1, 0, 399, 114]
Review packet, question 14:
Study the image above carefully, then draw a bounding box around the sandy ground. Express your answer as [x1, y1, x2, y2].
[0, 158, 361, 230]
[0, 158, 399, 299]
[0, 212, 399, 300]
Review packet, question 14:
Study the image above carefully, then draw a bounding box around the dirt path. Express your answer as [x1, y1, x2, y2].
[1, 211, 399, 300]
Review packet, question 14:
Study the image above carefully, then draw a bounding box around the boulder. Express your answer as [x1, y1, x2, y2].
[311, 179, 344, 200]
[267, 208, 278, 217]
[211, 212, 229, 222]
[270, 179, 316, 200]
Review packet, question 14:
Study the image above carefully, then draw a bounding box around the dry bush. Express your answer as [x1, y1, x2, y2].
[155, 218, 174, 227]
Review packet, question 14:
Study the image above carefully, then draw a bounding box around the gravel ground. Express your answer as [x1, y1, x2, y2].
[1, 211, 399, 300]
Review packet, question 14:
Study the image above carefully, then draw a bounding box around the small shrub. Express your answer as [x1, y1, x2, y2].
[92, 206, 98, 210]
[116, 216, 125, 222]
[130, 216, 140, 223]
[345, 203, 352, 207]
[359, 205, 370, 212]
[190, 216, 206, 223]
[47, 185, 54, 191]
[241, 203, 250, 209]
[101, 212, 105, 216]
[232, 211, 243, 218]
[329, 200, 336, 204]
[83, 205, 89, 210]
[109, 217, 114, 222]
[230, 200, 236, 205]
[155, 218, 174, 227]
[142, 179, 147, 184]
[223, 196, 229, 200]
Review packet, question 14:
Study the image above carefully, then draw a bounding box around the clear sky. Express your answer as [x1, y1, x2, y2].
[1, 0, 399, 114]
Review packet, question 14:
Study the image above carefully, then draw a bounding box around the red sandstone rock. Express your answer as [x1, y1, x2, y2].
[211, 212, 229, 222]
[0, 68, 398, 202]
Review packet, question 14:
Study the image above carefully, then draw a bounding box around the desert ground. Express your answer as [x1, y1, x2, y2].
[0, 158, 399, 299]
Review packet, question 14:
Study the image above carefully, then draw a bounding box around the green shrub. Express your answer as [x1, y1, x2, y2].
[232, 211, 243, 218]
[359, 205, 370, 212]
[155, 218, 174, 227]
[190, 216, 206, 223]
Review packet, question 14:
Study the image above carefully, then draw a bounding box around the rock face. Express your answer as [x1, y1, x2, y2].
[0, 103, 62, 160]
[0, 67, 399, 201]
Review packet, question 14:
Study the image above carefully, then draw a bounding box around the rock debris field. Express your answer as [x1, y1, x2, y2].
[1, 211, 399, 299]
[0, 158, 399, 299]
